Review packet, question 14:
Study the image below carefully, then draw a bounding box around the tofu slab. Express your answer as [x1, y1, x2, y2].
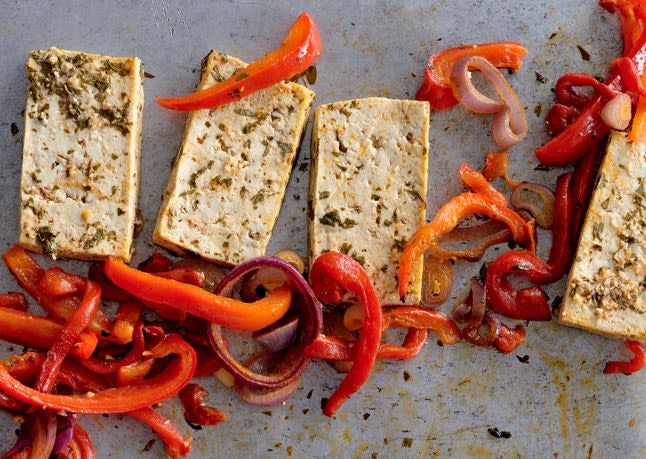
[309, 97, 430, 304]
[154, 51, 315, 266]
[19, 47, 143, 261]
[560, 131, 646, 339]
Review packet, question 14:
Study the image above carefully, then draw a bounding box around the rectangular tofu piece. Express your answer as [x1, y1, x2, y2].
[560, 131, 646, 339]
[308, 97, 430, 304]
[154, 51, 315, 265]
[19, 47, 144, 261]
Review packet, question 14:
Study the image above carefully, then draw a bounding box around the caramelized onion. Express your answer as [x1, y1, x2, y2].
[421, 256, 454, 305]
[428, 220, 511, 261]
[511, 182, 556, 229]
[600, 92, 632, 130]
[450, 55, 528, 149]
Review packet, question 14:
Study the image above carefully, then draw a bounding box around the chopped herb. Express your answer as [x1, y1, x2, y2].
[535, 72, 547, 84]
[36, 226, 57, 256]
[234, 108, 257, 117]
[577, 45, 591, 61]
[188, 160, 214, 188]
[600, 197, 610, 210]
[592, 222, 604, 241]
[277, 141, 292, 156]
[235, 72, 250, 81]
[371, 194, 381, 201]
[143, 71, 156, 79]
[210, 175, 233, 188]
[319, 210, 357, 228]
[251, 190, 266, 205]
[401, 438, 413, 448]
[533, 104, 542, 117]
[340, 242, 352, 254]
[352, 255, 366, 266]
[406, 188, 425, 203]
[319, 191, 330, 199]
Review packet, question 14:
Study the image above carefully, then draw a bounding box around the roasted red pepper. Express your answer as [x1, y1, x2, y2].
[80, 321, 145, 375]
[179, 383, 227, 426]
[399, 191, 534, 299]
[416, 42, 527, 110]
[603, 340, 646, 374]
[0, 333, 196, 413]
[0, 307, 97, 359]
[545, 172, 574, 280]
[0, 292, 28, 311]
[35, 278, 100, 393]
[2, 246, 111, 335]
[308, 252, 382, 417]
[128, 407, 192, 458]
[536, 7, 646, 166]
[306, 306, 460, 362]
[157, 12, 322, 111]
[104, 257, 291, 331]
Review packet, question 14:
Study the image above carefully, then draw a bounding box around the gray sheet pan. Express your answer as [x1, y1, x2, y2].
[0, 1, 642, 457]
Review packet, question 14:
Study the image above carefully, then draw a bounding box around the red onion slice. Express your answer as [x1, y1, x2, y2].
[209, 256, 322, 389]
[600, 92, 632, 130]
[234, 352, 302, 405]
[450, 55, 528, 149]
[52, 414, 75, 453]
[253, 315, 300, 352]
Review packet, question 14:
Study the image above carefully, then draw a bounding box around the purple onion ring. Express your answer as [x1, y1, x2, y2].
[209, 256, 322, 389]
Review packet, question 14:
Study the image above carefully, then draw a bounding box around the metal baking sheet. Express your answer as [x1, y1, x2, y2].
[0, 1, 642, 457]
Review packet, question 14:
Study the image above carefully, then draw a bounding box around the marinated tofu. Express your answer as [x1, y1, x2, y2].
[153, 51, 315, 266]
[309, 97, 430, 304]
[19, 47, 144, 261]
[560, 131, 646, 339]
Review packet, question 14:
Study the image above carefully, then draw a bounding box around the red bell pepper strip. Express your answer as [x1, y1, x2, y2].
[104, 257, 291, 331]
[35, 278, 100, 393]
[179, 383, 228, 426]
[481, 151, 519, 188]
[0, 292, 28, 311]
[88, 262, 134, 303]
[603, 340, 646, 374]
[545, 104, 581, 136]
[138, 252, 173, 272]
[601, 0, 646, 56]
[0, 333, 196, 413]
[416, 42, 527, 110]
[487, 312, 526, 353]
[382, 306, 461, 346]
[486, 249, 553, 321]
[535, 20, 646, 166]
[376, 328, 429, 360]
[570, 147, 602, 239]
[38, 268, 85, 297]
[308, 252, 382, 417]
[157, 12, 322, 111]
[2, 246, 111, 335]
[399, 192, 534, 299]
[545, 172, 574, 280]
[459, 163, 509, 206]
[0, 307, 97, 359]
[116, 357, 155, 387]
[128, 407, 192, 458]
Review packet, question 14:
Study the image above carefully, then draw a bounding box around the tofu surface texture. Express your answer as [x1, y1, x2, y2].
[19, 47, 143, 261]
[309, 97, 430, 304]
[560, 131, 646, 339]
[154, 51, 315, 265]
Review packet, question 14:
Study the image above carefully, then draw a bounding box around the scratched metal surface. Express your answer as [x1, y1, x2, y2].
[0, 0, 642, 457]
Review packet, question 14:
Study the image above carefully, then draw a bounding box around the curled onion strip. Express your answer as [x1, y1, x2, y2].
[450, 55, 528, 149]
[510, 182, 556, 229]
[209, 257, 322, 390]
[428, 220, 511, 262]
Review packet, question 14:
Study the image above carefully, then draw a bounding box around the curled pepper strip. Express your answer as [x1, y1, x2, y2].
[399, 191, 534, 300]
[603, 340, 646, 374]
[416, 42, 527, 110]
[80, 321, 145, 375]
[179, 383, 227, 426]
[104, 257, 291, 331]
[157, 12, 322, 111]
[305, 306, 460, 361]
[308, 252, 382, 417]
[486, 249, 553, 321]
[0, 333, 196, 413]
